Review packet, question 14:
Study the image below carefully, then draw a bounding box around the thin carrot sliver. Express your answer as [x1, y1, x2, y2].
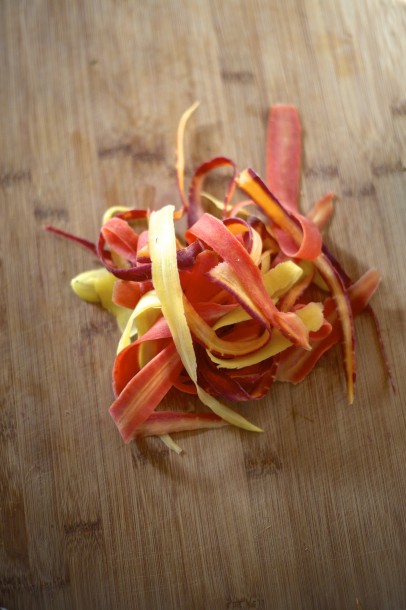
[266, 104, 301, 211]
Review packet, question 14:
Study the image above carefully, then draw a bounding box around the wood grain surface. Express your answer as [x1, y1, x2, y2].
[1, 1, 405, 609]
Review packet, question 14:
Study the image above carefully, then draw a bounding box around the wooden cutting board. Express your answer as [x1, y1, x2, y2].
[1, 1, 405, 609]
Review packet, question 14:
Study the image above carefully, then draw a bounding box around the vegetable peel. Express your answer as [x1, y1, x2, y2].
[46, 103, 388, 450]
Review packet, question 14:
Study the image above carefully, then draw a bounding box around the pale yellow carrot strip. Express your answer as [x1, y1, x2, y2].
[71, 268, 108, 304]
[176, 101, 200, 209]
[116, 290, 161, 354]
[149, 204, 262, 432]
[262, 261, 303, 299]
[71, 268, 131, 331]
[102, 206, 131, 224]
[208, 302, 324, 369]
[159, 434, 183, 454]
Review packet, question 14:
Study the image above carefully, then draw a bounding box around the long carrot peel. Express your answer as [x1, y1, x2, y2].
[236, 170, 356, 403]
[46, 104, 388, 451]
[266, 104, 301, 211]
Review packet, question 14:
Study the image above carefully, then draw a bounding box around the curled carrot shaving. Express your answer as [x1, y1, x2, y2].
[186, 213, 310, 348]
[46, 104, 388, 451]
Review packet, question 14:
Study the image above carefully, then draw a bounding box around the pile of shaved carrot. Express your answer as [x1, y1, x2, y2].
[47, 104, 386, 452]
